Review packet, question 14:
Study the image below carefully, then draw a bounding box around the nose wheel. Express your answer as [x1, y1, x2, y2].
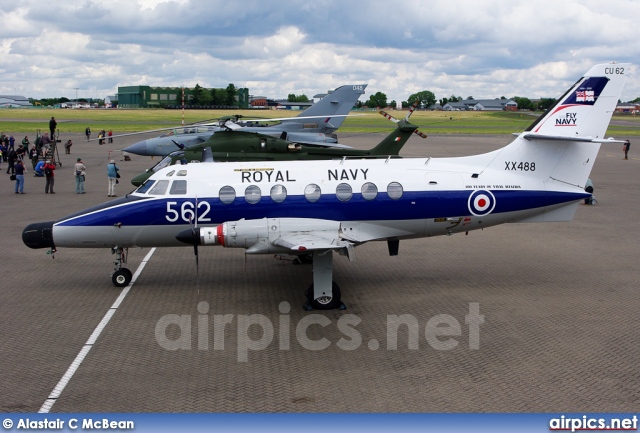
[112, 268, 133, 287]
[111, 246, 132, 287]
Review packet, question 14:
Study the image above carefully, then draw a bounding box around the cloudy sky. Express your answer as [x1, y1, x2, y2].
[1, 0, 639, 103]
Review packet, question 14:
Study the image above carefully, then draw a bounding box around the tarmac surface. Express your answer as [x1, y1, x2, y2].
[1, 128, 639, 413]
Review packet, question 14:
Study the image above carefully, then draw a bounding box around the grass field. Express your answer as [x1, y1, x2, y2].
[1, 107, 639, 136]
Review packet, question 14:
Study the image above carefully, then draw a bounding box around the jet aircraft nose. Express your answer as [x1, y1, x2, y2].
[122, 140, 150, 156]
[23, 221, 56, 249]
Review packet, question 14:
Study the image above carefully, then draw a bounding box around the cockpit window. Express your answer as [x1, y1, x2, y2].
[177, 170, 187, 176]
[136, 179, 155, 194]
[169, 180, 187, 194]
[165, 170, 175, 177]
[148, 180, 170, 195]
[153, 154, 179, 173]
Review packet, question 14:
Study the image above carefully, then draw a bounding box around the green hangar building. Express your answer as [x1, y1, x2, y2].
[117, 86, 250, 108]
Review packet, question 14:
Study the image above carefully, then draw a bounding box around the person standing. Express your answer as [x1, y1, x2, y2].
[44, 159, 56, 194]
[107, 159, 119, 197]
[29, 145, 39, 170]
[108, 130, 113, 143]
[623, 140, 630, 160]
[6, 147, 17, 175]
[49, 116, 57, 139]
[74, 157, 86, 194]
[22, 135, 30, 151]
[14, 158, 26, 193]
[16, 144, 25, 161]
[85, 126, 91, 141]
[64, 139, 73, 154]
[14, 158, 26, 194]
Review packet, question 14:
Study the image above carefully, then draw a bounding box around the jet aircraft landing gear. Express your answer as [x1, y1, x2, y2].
[303, 250, 346, 311]
[111, 247, 132, 287]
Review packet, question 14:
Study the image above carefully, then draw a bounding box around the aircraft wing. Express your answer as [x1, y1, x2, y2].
[271, 233, 350, 251]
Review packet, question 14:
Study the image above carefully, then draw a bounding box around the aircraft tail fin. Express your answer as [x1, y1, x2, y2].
[368, 121, 419, 156]
[526, 63, 630, 139]
[482, 63, 631, 189]
[286, 84, 367, 133]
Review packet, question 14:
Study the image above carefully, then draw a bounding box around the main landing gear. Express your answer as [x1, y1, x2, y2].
[303, 250, 346, 311]
[111, 247, 132, 287]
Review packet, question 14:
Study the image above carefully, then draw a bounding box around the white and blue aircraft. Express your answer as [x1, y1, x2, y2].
[121, 84, 368, 157]
[23, 63, 630, 310]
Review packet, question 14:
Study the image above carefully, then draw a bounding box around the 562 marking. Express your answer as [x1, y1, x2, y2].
[505, 161, 536, 171]
[166, 201, 212, 223]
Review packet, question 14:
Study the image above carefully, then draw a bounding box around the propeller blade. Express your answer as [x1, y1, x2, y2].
[379, 110, 400, 123]
[414, 129, 428, 139]
[194, 242, 200, 290]
[404, 101, 419, 122]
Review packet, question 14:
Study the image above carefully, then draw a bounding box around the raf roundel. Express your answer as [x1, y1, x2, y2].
[468, 190, 496, 216]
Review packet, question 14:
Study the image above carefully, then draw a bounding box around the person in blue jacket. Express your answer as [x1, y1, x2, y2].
[107, 159, 119, 197]
[34, 160, 45, 177]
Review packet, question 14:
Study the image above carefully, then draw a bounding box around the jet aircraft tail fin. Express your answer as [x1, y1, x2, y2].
[283, 84, 367, 133]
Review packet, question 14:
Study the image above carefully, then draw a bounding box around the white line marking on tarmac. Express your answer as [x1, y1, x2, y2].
[38, 248, 157, 413]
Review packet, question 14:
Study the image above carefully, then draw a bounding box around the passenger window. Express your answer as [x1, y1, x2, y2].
[387, 182, 403, 200]
[219, 186, 236, 204]
[169, 180, 187, 195]
[304, 184, 321, 202]
[336, 183, 352, 202]
[245, 185, 261, 204]
[270, 184, 287, 203]
[361, 182, 378, 200]
[149, 180, 169, 195]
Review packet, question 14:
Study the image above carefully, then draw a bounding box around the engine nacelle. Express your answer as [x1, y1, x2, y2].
[199, 218, 341, 254]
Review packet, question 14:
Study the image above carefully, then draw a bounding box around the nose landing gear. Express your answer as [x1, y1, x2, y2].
[111, 247, 132, 287]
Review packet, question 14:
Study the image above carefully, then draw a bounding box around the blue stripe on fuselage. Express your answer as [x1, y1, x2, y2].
[54, 190, 589, 228]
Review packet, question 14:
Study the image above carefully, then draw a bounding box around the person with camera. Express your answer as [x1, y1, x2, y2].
[107, 159, 119, 197]
[44, 159, 56, 194]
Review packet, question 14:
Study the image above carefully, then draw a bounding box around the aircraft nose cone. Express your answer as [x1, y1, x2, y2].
[122, 140, 150, 156]
[23, 221, 56, 249]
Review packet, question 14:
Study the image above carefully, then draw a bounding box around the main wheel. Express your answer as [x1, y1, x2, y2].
[305, 281, 342, 310]
[112, 268, 133, 287]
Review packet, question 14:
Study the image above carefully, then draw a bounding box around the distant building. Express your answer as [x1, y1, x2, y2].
[0, 95, 32, 107]
[615, 102, 640, 113]
[249, 96, 268, 108]
[117, 86, 249, 108]
[443, 99, 517, 111]
[272, 100, 313, 110]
